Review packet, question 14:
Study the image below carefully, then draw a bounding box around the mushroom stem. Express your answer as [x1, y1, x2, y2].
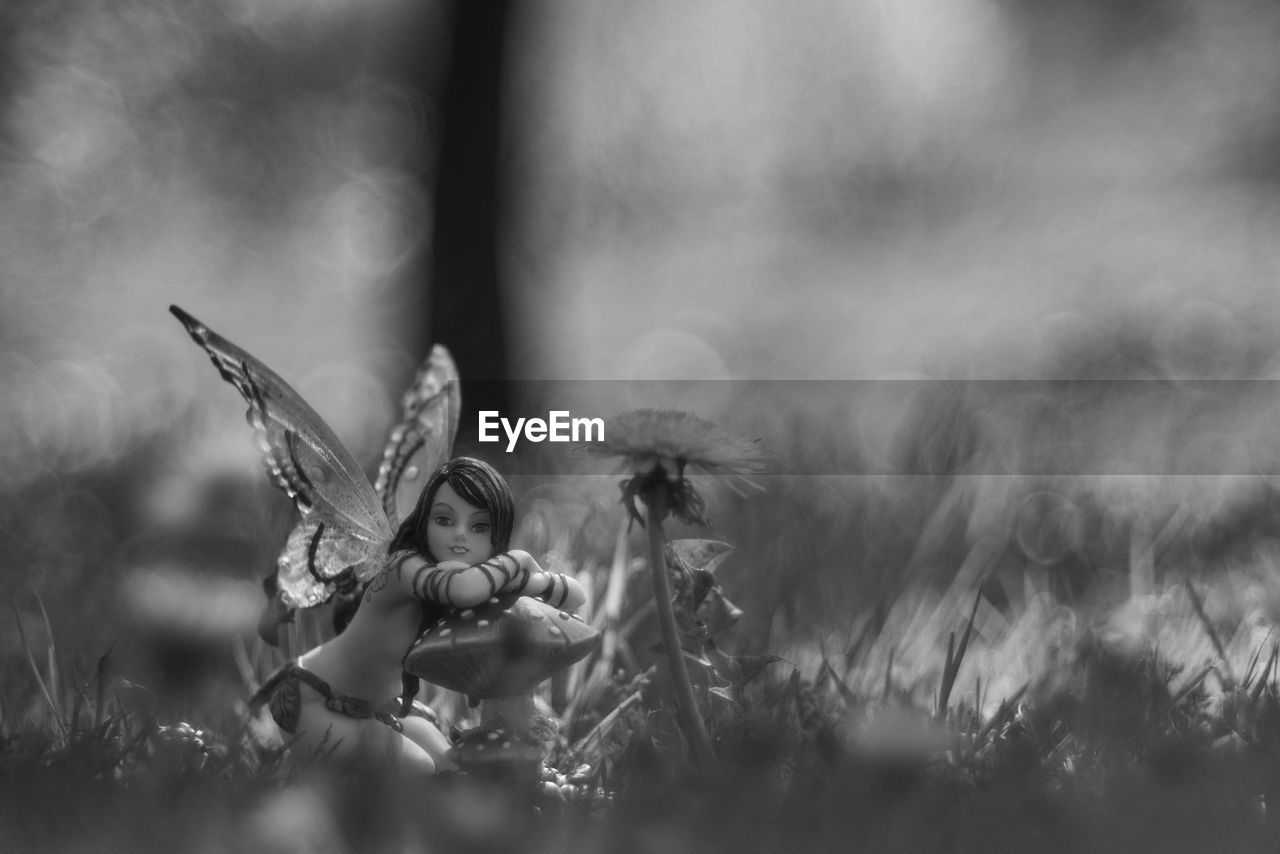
[644, 483, 718, 772]
[479, 692, 540, 742]
[450, 691, 557, 779]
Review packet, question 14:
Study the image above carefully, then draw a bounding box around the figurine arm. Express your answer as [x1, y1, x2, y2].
[488, 549, 586, 609]
[483, 550, 585, 608]
[525, 570, 587, 610]
[391, 550, 538, 609]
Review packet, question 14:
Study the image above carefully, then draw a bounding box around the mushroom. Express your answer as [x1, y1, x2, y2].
[403, 593, 600, 770]
[405, 594, 600, 699]
[448, 725, 546, 780]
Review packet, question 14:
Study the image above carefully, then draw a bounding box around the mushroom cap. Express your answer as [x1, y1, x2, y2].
[404, 595, 601, 698]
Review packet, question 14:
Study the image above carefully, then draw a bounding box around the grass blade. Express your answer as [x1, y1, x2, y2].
[567, 670, 654, 767]
[12, 600, 67, 739]
[30, 586, 60, 715]
[1250, 642, 1280, 704]
[938, 631, 956, 715]
[1185, 580, 1235, 689]
[69, 663, 85, 734]
[938, 586, 984, 717]
[843, 602, 886, 677]
[95, 650, 111, 730]
[821, 655, 859, 709]
[1172, 662, 1215, 708]
[566, 521, 634, 727]
[1243, 644, 1264, 690]
[974, 682, 1029, 748]
[883, 648, 895, 701]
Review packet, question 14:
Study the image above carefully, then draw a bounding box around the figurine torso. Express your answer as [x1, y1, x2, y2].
[299, 558, 424, 703]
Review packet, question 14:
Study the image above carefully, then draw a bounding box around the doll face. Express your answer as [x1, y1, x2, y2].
[426, 481, 496, 565]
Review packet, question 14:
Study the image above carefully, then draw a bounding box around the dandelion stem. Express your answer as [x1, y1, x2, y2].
[644, 483, 718, 773]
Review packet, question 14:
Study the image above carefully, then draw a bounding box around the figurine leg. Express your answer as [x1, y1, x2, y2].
[289, 702, 438, 777]
[400, 715, 456, 771]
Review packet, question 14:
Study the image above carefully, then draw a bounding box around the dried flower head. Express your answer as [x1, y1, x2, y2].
[590, 409, 766, 526]
[594, 409, 766, 476]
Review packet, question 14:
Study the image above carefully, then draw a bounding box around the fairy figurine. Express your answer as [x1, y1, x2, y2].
[170, 307, 586, 775]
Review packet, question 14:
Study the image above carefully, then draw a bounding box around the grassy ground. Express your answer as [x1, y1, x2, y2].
[8, 375, 1280, 852]
[7, 514, 1280, 852]
[5, 618, 1280, 853]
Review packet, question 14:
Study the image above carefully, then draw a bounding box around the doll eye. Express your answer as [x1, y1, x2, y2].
[433, 515, 454, 526]
[471, 521, 491, 534]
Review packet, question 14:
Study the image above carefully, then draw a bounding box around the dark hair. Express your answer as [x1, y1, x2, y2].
[389, 456, 514, 561]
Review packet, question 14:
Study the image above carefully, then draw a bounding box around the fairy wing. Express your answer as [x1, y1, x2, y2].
[171, 306, 393, 608]
[374, 344, 460, 528]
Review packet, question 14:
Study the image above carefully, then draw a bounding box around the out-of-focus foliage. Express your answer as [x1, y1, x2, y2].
[507, 0, 1280, 382]
[0, 0, 441, 493]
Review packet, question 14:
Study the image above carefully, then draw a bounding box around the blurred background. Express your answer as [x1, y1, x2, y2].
[7, 0, 1280, 722]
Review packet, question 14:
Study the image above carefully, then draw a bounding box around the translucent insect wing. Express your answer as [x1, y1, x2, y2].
[277, 516, 380, 608]
[374, 344, 461, 528]
[170, 305, 394, 544]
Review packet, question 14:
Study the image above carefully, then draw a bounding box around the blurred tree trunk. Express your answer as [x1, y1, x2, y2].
[420, 0, 512, 437]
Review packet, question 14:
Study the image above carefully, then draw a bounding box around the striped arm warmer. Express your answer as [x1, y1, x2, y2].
[409, 553, 532, 605]
[534, 573, 571, 609]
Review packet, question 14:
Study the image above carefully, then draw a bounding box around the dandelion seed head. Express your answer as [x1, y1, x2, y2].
[592, 409, 766, 477]
[591, 409, 766, 526]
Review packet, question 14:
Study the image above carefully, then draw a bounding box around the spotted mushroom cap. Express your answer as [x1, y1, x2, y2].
[404, 594, 601, 699]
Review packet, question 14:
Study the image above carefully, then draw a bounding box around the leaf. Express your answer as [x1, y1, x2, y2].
[708, 686, 736, 704]
[665, 540, 734, 574]
[648, 642, 714, 670]
[731, 654, 784, 687]
[267, 677, 302, 735]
